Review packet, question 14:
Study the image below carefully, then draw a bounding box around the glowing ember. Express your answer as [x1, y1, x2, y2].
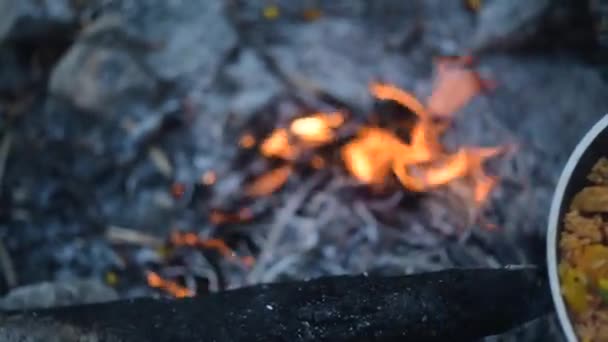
[171, 231, 234, 257]
[246, 165, 293, 197]
[201, 171, 217, 185]
[260, 128, 297, 160]
[209, 208, 254, 225]
[311, 155, 325, 169]
[170, 182, 186, 199]
[170, 231, 254, 266]
[239, 133, 256, 149]
[146, 271, 193, 298]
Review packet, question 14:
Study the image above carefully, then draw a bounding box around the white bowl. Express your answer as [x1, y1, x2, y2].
[547, 114, 608, 342]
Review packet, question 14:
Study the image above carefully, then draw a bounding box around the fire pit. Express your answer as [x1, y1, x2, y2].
[0, 0, 607, 341]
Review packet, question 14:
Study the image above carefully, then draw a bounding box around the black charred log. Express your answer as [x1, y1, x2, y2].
[0, 268, 551, 342]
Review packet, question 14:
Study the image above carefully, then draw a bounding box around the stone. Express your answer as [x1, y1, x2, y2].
[49, 42, 159, 116]
[49, 0, 238, 115]
[0, 279, 118, 310]
[123, 0, 238, 87]
[48, 14, 160, 116]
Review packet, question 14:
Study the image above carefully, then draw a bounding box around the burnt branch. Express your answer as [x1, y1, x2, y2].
[0, 268, 551, 342]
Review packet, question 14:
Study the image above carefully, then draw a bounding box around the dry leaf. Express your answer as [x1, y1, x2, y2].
[427, 61, 482, 117]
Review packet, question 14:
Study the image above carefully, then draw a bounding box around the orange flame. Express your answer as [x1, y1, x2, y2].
[342, 80, 501, 205]
[341, 128, 405, 185]
[248, 60, 502, 208]
[260, 128, 297, 160]
[260, 112, 344, 161]
[146, 271, 193, 298]
[391, 147, 502, 195]
[370, 82, 429, 119]
[289, 112, 344, 145]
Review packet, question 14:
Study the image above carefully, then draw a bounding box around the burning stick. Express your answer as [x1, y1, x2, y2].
[146, 271, 193, 298]
[1, 268, 551, 341]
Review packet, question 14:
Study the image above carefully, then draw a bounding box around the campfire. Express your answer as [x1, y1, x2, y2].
[249, 80, 502, 204]
[139, 58, 508, 298]
[4, 1, 605, 340]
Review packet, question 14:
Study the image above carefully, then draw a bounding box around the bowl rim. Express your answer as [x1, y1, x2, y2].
[547, 114, 608, 342]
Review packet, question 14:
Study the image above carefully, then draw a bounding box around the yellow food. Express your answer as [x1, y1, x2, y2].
[589, 158, 608, 185]
[571, 186, 608, 213]
[560, 159, 608, 341]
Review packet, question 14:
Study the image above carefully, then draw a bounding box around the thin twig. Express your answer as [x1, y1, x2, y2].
[246, 172, 325, 284]
[0, 238, 17, 288]
[106, 226, 163, 248]
[0, 132, 12, 188]
[366, 192, 404, 212]
[353, 201, 379, 243]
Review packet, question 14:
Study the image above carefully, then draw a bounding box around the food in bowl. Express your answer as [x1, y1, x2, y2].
[559, 157, 608, 341]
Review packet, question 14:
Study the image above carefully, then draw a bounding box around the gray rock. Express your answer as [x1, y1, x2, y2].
[470, 0, 551, 52]
[49, 42, 158, 116]
[0, 0, 78, 42]
[48, 14, 160, 116]
[49, 0, 238, 115]
[0, 279, 118, 310]
[126, 0, 238, 87]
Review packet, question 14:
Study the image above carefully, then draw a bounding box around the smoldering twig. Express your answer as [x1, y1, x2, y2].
[0, 132, 12, 189]
[0, 238, 17, 288]
[366, 191, 404, 212]
[0, 133, 15, 288]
